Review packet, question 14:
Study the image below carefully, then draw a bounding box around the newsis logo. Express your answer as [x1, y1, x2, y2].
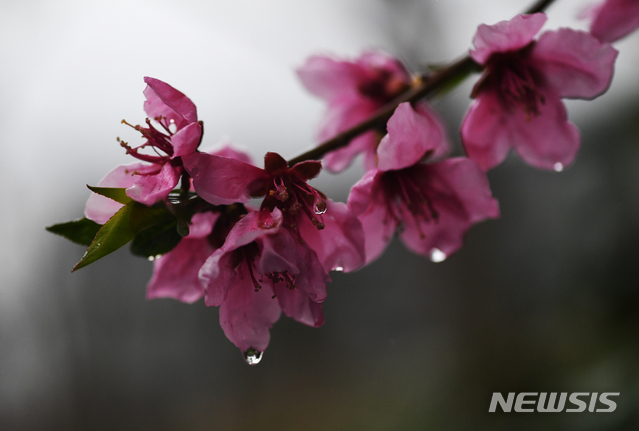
[489, 392, 619, 413]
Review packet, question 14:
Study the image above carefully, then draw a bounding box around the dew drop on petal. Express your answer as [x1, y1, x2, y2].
[553, 162, 564, 172]
[243, 348, 263, 365]
[334, 266, 344, 272]
[429, 248, 447, 263]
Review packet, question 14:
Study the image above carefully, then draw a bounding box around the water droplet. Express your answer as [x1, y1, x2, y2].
[243, 348, 262, 365]
[334, 266, 344, 272]
[314, 201, 327, 215]
[147, 254, 162, 262]
[553, 162, 564, 172]
[429, 248, 447, 263]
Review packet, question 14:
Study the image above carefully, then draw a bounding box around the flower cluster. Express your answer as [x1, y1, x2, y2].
[48, 5, 634, 363]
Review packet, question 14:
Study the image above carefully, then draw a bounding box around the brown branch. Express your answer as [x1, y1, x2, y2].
[287, 0, 557, 167]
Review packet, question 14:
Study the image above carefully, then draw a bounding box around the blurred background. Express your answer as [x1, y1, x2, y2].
[2, 0, 639, 429]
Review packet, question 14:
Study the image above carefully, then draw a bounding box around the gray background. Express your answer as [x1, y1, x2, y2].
[2, 0, 638, 429]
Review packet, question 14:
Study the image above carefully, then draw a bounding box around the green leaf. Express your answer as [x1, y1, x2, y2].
[72, 202, 174, 271]
[86, 186, 133, 204]
[46, 218, 102, 246]
[130, 219, 182, 258]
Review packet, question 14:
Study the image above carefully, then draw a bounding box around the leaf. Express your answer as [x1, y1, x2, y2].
[130, 219, 182, 258]
[72, 202, 174, 271]
[86, 186, 133, 204]
[46, 218, 102, 246]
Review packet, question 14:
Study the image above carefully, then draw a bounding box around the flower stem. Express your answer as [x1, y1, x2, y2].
[287, 0, 557, 167]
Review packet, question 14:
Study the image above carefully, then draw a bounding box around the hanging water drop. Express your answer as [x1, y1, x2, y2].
[243, 348, 263, 365]
[147, 254, 162, 262]
[429, 248, 447, 263]
[553, 162, 564, 172]
[314, 201, 327, 215]
[334, 266, 344, 272]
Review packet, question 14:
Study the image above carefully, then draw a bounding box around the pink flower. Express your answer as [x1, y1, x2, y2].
[583, 0, 639, 43]
[461, 13, 618, 171]
[349, 103, 499, 263]
[200, 208, 329, 352]
[85, 77, 202, 223]
[183, 151, 366, 273]
[146, 212, 218, 303]
[145, 146, 258, 303]
[297, 51, 413, 172]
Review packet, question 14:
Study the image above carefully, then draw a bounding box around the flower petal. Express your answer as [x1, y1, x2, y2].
[297, 55, 362, 101]
[347, 170, 397, 264]
[146, 237, 211, 303]
[258, 227, 329, 303]
[317, 97, 379, 172]
[170, 122, 202, 158]
[471, 13, 547, 64]
[460, 91, 515, 171]
[85, 163, 147, 224]
[510, 90, 581, 170]
[399, 159, 499, 258]
[273, 283, 325, 327]
[183, 153, 270, 205]
[589, 0, 639, 43]
[125, 162, 180, 206]
[532, 28, 618, 99]
[377, 102, 450, 171]
[298, 200, 366, 273]
[219, 277, 281, 352]
[143, 77, 198, 129]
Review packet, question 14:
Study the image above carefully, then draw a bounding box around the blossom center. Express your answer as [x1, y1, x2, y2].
[118, 116, 175, 164]
[381, 169, 438, 239]
[475, 47, 546, 118]
[262, 175, 327, 231]
[239, 243, 296, 293]
[357, 68, 410, 103]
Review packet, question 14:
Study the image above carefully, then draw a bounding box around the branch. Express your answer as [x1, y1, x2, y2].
[287, 0, 557, 166]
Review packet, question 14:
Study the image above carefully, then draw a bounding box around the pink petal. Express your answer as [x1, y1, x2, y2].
[323, 132, 378, 173]
[146, 237, 212, 303]
[273, 283, 324, 327]
[219, 276, 281, 352]
[188, 212, 219, 239]
[297, 200, 366, 273]
[317, 97, 379, 172]
[182, 153, 270, 205]
[85, 163, 146, 224]
[460, 91, 515, 171]
[471, 13, 547, 64]
[296, 55, 362, 102]
[510, 90, 581, 170]
[590, 0, 639, 42]
[399, 159, 499, 258]
[126, 162, 180, 206]
[146, 210, 218, 303]
[258, 227, 329, 303]
[355, 51, 411, 82]
[207, 144, 254, 165]
[143, 77, 198, 130]
[532, 28, 618, 99]
[199, 209, 284, 304]
[347, 170, 397, 264]
[377, 102, 450, 171]
[170, 122, 202, 158]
